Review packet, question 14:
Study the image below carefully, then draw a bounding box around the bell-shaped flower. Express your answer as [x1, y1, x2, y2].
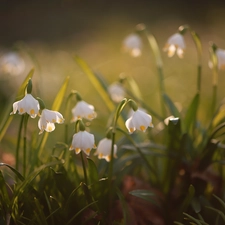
[213, 48, 225, 70]
[164, 33, 186, 58]
[108, 82, 125, 103]
[95, 138, 117, 162]
[10, 94, 40, 118]
[0, 52, 25, 76]
[71, 100, 96, 122]
[69, 130, 96, 156]
[122, 33, 142, 57]
[125, 109, 153, 133]
[38, 109, 64, 134]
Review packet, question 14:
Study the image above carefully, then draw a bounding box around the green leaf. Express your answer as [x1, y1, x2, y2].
[213, 194, 225, 210]
[129, 189, 159, 207]
[116, 187, 128, 225]
[198, 140, 219, 171]
[74, 55, 126, 128]
[212, 104, 225, 127]
[74, 55, 114, 112]
[174, 222, 185, 225]
[163, 93, 180, 117]
[65, 200, 98, 225]
[184, 93, 200, 132]
[191, 197, 201, 213]
[0, 171, 11, 215]
[183, 213, 208, 225]
[87, 158, 99, 185]
[38, 76, 69, 157]
[178, 185, 195, 217]
[205, 206, 225, 222]
[0, 163, 24, 181]
[167, 117, 182, 152]
[126, 76, 143, 101]
[33, 197, 48, 225]
[51, 76, 70, 111]
[0, 68, 34, 142]
[190, 30, 202, 61]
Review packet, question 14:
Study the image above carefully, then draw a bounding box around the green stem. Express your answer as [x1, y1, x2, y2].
[108, 131, 116, 185]
[80, 151, 88, 185]
[197, 64, 202, 92]
[116, 127, 158, 184]
[23, 114, 29, 177]
[136, 24, 166, 118]
[157, 65, 167, 118]
[16, 115, 24, 171]
[212, 84, 217, 117]
[147, 31, 166, 118]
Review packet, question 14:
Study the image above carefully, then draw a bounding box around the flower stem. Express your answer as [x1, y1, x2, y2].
[197, 64, 202, 92]
[23, 114, 29, 177]
[116, 127, 158, 185]
[211, 84, 217, 117]
[80, 151, 88, 185]
[190, 29, 202, 92]
[137, 24, 166, 118]
[16, 115, 24, 171]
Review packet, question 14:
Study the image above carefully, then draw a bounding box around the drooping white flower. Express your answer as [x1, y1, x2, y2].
[164, 115, 175, 126]
[108, 82, 125, 103]
[69, 131, 96, 156]
[212, 48, 225, 70]
[10, 94, 40, 118]
[164, 33, 186, 58]
[71, 100, 96, 122]
[125, 109, 153, 133]
[95, 138, 117, 162]
[122, 33, 142, 57]
[38, 109, 64, 134]
[0, 52, 25, 76]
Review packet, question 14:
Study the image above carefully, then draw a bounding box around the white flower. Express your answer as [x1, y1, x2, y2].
[211, 48, 225, 70]
[71, 100, 96, 122]
[10, 94, 40, 118]
[122, 34, 142, 57]
[0, 52, 25, 76]
[95, 138, 117, 162]
[164, 33, 186, 58]
[108, 82, 125, 103]
[125, 109, 153, 133]
[38, 109, 64, 134]
[69, 131, 96, 156]
[164, 115, 175, 126]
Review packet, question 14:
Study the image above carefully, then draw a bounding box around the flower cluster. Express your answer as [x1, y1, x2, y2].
[10, 79, 65, 134]
[68, 91, 153, 162]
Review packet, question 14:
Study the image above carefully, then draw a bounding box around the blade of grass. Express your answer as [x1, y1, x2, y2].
[74, 56, 115, 112]
[0, 68, 34, 142]
[38, 76, 69, 157]
[65, 200, 98, 225]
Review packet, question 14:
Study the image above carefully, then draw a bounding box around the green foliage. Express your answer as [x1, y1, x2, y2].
[1, 23, 225, 225]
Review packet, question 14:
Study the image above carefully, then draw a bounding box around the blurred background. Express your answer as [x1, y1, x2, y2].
[1, 0, 225, 138]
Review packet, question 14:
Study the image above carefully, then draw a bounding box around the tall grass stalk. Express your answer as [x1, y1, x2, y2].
[136, 23, 166, 119]
[15, 115, 24, 171]
[23, 114, 29, 177]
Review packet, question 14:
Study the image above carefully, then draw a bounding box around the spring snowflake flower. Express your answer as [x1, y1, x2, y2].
[71, 100, 96, 122]
[10, 94, 40, 118]
[95, 138, 117, 162]
[69, 131, 96, 156]
[210, 48, 225, 70]
[122, 33, 142, 57]
[164, 33, 186, 58]
[0, 52, 25, 76]
[125, 109, 153, 133]
[108, 82, 125, 103]
[38, 109, 64, 134]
